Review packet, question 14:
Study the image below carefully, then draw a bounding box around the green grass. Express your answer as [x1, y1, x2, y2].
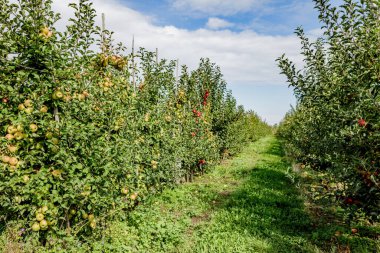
[2, 136, 379, 252]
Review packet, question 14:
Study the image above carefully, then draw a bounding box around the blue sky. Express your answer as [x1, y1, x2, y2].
[116, 0, 325, 125]
[54, 0, 339, 124]
[123, 0, 322, 124]
[121, 0, 320, 35]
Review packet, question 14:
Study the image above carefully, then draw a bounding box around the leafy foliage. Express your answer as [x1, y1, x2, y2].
[9, 137, 377, 253]
[277, 0, 380, 220]
[0, 0, 271, 247]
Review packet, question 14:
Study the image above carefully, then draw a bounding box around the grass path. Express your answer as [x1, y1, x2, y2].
[2, 136, 379, 253]
[98, 136, 321, 253]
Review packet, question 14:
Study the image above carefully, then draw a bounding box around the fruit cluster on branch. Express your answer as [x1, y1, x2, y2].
[0, 0, 271, 245]
[277, 0, 380, 221]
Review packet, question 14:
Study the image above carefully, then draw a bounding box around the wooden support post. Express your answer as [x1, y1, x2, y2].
[132, 35, 136, 91]
[101, 13, 106, 53]
[176, 59, 179, 84]
[54, 107, 60, 122]
[102, 13, 105, 33]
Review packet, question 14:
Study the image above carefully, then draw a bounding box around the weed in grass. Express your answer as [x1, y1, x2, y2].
[2, 137, 378, 252]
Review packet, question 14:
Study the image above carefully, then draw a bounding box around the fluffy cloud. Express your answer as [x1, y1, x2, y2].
[171, 0, 266, 16]
[206, 17, 234, 29]
[49, 0, 303, 123]
[51, 0, 302, 85]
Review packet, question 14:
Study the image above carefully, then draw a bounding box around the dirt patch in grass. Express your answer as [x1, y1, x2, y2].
[185, 212, 212, 243]
[220, 159, 231, 166]
[209, 190, 233, 207]
[191, 213, 210, 226]
[1, 226, 23, 253]
[218, 191, 231, 197]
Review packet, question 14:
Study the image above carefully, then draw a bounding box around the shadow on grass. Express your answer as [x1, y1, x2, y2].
[208, 140, 320, 252]
[201, 139, 380, 253]
[262, 138, 285, 157]
[221, 169, 315, 252]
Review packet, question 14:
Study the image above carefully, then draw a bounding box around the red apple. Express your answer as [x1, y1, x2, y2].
[358, 118, 366, 127]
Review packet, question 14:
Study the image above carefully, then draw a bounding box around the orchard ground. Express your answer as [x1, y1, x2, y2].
[3, 136, 378, 252]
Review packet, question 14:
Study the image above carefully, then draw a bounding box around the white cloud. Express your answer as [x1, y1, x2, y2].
[51, 0, 302, 84]
[171, 0, 266, 16]
[49, 0, 302, 123]
[206, 17, 234, 30]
